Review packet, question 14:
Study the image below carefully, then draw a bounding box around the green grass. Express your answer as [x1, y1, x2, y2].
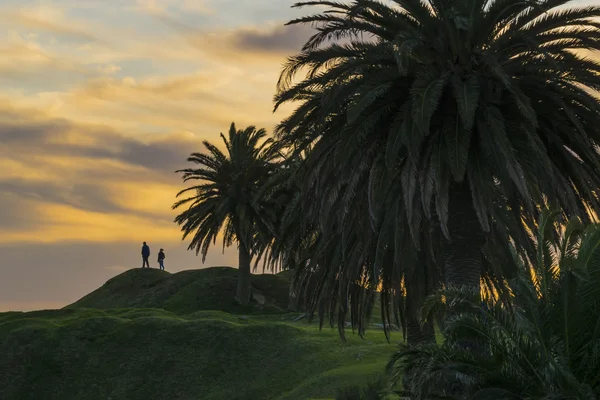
[0, 309, 397, 400]
[66, 267, 291, 315]
[0, 267, 402, 400]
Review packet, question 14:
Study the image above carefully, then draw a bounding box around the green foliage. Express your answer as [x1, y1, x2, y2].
[173, 122, 282, 260]
[269, 0, 600, 342]
[253, 149, 308, 274]
[388, 211, 600, 399]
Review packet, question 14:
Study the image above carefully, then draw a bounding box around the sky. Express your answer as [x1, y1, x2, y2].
[0, 0, 315, 311]
[2, 0, 596, 312]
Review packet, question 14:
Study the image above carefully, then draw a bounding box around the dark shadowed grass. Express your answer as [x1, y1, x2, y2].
[0, 267, 403, 400]
[0, 309, 397, 400]
[66, 267, 291, 315]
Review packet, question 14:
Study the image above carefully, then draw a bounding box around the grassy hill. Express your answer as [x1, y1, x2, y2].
[67, 267, 291, 314]
[0, 267, 399, 400]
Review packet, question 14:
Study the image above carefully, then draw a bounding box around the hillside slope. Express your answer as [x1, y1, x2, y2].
[67, 267, 291, 314]
[0, 309, 394, 400]
[0, 267, 401, 399]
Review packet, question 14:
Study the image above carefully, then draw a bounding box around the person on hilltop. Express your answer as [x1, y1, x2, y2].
[158, 248, 166, 271]
[141, 242, 150, 268]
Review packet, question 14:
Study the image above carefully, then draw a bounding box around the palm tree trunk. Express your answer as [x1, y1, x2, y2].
[287, 289, 298, 311]
[286, 264, 298, 311]
[406, 304, 435, 345]
[445, 181, 485, 294]
[405, 265, 435, 345]
[236, 241, 252, 305]
[402, 271, 435, 394]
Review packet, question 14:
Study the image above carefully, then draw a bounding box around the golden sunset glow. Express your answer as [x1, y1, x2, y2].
[0, 0, 308, 311]
[4, 0, 596, 313]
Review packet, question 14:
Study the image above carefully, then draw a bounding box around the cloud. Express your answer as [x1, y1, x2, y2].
[70, 73, 228, 103]
[0, 0, 301, 312]
[0, 4, 207, 92]
[148, 11, 312, 61]
[0, 32, 118, 94]
[0, 106, 202, 175]
[0, 102, 276, 252]
[1, 10, 105, 44]
[0, 5, 300, 131]
[0, 105, 211, 243]
[0, 179, 126, 216]
[232, 25, 314, 54]
[136, 0, 214, 16]
[118, 132, 204, 173]
[0, 201, 176, 244]
[0, 192, 43, 231]
[15, 64, 285, 136]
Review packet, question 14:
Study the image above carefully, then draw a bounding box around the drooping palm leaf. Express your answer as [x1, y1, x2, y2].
[389, 210, 600, 399]
[272, 0, 600, 340]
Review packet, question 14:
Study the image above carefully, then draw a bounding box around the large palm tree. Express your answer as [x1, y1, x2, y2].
[389, 210, 600, 399]
[260, 145, 445, 343]
[274, 0, 600, 299]
[173, 123, 281, 305]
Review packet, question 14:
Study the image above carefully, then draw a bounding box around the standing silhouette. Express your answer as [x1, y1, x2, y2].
[158, 249, 165, 271]
[141, 242, 150, 268]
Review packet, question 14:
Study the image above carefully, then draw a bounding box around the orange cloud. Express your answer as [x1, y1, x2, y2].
[0, 103, 256, 252]
[155, 18, 313, 63]
[135, 0, 214, 16]
[1, 9, 104, 44]
[0, 0, 302, 310]
[107, 181, 182, 216]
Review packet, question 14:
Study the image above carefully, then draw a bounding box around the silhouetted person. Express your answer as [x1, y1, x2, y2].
[141, 242, 150, 268]
[158, 249, 165, 271]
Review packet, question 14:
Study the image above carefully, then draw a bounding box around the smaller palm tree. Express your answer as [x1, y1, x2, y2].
[388, 210, 600, 399]
[173, 123, 281, 305]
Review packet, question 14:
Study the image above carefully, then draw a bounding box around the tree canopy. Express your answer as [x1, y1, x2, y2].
[173, 123, 282, 303]
[270, 0, 600, 338]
